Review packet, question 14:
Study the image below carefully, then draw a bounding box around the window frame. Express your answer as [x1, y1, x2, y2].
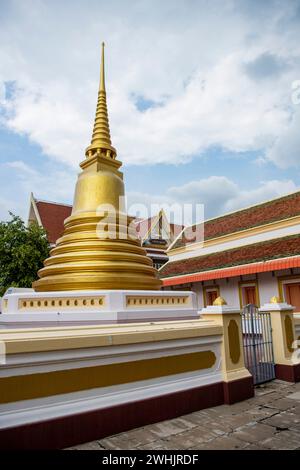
[203, 284, 220, 307]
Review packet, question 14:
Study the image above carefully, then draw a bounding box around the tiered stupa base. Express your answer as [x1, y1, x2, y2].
[32, 211, 162, 292]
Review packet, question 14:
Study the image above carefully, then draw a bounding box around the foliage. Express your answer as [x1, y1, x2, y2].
[0, 213, 50, 296]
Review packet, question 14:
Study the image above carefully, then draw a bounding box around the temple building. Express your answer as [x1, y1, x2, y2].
[28, 194, 182, 269]
[1, 42, 299, 450]
[160, 190, 300, 314]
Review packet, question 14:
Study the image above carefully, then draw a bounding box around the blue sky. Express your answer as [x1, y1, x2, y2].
[0, 0, 300, 223]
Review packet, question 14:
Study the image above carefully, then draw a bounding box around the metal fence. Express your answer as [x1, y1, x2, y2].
[241, 304, 275, 385]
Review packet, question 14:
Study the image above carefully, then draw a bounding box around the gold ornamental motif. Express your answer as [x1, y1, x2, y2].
[270, 296, 281, 304]
[33, 44, 161, 291]
[213, 296, 227, 306]
[228, 319, 241, 364]
[284, 314, 295, 354]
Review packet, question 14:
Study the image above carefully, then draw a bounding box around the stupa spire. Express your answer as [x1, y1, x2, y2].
[100, 41, 105, 92]
[85, 42, 117, 159]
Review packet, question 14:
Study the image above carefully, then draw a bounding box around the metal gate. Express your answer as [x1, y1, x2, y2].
[241, 304, 276, 385]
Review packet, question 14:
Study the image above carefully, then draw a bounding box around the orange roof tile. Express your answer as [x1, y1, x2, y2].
[162, 256, 300, 287]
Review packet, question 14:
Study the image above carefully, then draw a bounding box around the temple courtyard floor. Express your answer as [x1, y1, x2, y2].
[69, 380, 300, 450]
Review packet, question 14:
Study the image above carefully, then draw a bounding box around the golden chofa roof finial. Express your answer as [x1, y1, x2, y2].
[85, 42, 117, 160]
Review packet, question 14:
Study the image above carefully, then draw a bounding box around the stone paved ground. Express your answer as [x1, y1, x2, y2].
[70, 380, 300, 450]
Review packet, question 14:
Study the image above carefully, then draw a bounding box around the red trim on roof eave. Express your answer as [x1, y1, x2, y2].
[162, 257, 300, 287]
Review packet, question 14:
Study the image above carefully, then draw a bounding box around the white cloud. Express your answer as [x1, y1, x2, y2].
[0, 195, 24, 222]
[266, 107, 300, 168]
[223, 179, 297, 214]
[0, 1, 299, 168]
[129, 175, 298, 222]
[1, 159, 76, 220]
[0, 1, 300, 224]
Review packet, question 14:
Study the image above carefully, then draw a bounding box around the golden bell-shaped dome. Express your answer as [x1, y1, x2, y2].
[33, 44, 161, 292]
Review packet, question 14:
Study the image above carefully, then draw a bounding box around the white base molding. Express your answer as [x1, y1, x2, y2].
[0, 317, 254, 449]
[0, 289, 199, 326]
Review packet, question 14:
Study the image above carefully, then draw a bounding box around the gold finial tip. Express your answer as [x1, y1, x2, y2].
[102, 41, 105, 47]
[270, 296, 281, 304]
[213, 296, 227, 306]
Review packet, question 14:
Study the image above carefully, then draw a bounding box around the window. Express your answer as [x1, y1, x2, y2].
[203, 285, 220, 306]
[239, 282, 259, 307]
[285, 282, 300, 312]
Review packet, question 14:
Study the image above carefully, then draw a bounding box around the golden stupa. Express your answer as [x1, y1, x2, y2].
[33, 43, 162, 292]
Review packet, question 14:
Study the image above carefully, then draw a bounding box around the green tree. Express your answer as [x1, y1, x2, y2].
[0, 213, 50, 296]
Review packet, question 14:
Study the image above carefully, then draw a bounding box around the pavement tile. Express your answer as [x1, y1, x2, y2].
[115, 428, 159, 447]
[202, 420, 233, 435]
[260, 430, 300, 450]
[98, 435, 134, 450]
[207, 403, 252, 418]
[223, 413, 256, 429]
[254, 386, 277, 397]
[245, 406, 279, 421]
[139, 440, 176, 450]
[164, 417, 197, 431]
[163, 427, 217, 449]
[266, 380, 293, 390]
[191, 436, 249, 450]
[263, 411, 300, 431]
[145, 419, 194, 439]
[232, 422, 277, 444]
[98, 429, 157, 450]
[243, 443, 268, 450]
[287, 391, 300, 401]
[182, 411, 214, 426]
[203, 404, 236, 417]
[69, 441, 103, 450]
[252, 392, 287, 406]
[264, 397, 298, 411]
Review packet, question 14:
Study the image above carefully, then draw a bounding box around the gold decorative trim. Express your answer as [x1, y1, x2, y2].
[284, 315, 294, 354]
[126, 295, 189, 308]
[213, 296, 227, 306]
[270, 296, 281, 304]
[18, 296, 105, 310]
[228, 319, 241, 364]
[0, 350, 216, 404]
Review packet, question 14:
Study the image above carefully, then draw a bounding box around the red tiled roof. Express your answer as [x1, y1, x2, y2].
[36, 201, 72, 244]
[160, 234, 300, 280]
[172, 191, 300, 250]
[34, 199, 183, 245]
[162, 256, 300, 287]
